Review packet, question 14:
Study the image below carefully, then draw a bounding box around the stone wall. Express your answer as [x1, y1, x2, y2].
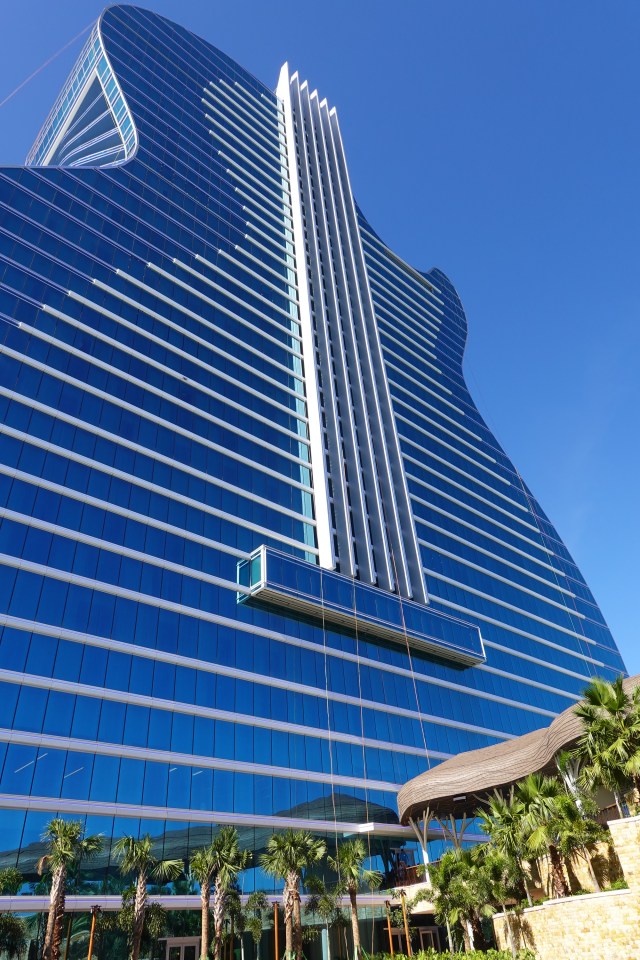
[493, 815, 640, 960]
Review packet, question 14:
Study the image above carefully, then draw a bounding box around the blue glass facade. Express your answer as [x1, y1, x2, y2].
[0, 1, 626, 916]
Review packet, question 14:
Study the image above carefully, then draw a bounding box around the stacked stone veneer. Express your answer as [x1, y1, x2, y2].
[494, 815, 640, 960]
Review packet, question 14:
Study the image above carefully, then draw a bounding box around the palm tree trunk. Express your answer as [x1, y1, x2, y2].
[462, 919, 472, 952]
[501, 904, 516, 959]
[548, 845, 568, 899]
[131, 869, 148, 960]
[614, 790, 626, 818]
[283, 877, 295, 960]
[517, 859, 533, 906]
[470, 914, 487, 951]
[445, 918, 454, 954]
[43, 864, 67, 960]
[213, 878, 226, 960]
[582, 848, 600, 893]
[201, 882, 211, 960]
[292, 890, 303, 960]
[348, 888, 361, 960]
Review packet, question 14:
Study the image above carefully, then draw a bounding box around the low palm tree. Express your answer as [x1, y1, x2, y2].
[244, 891, 270, 960]
[428, 848, 490, 953]
[0, 868, 22, 895]
[573, 676, 640, 814]
[516, 774, 570, 898]
[113, 834, 183, 960]
[195, 827, 251, 960]
[327, 839, 382, 960]
[477, 789, 532, 905]
[553, 797, 608, 893]
[0, 914, 27, 959]
[36, 818, 103, 960]
[260, 830, 326, 960]
[478, 847, 522, 959]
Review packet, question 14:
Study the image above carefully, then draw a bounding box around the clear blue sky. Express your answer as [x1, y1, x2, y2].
[1, 1, 638, 676]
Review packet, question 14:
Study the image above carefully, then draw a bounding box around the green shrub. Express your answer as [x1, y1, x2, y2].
[608, 877, 629, 890]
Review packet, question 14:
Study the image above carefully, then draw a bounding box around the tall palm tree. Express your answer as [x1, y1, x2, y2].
[327, 839, 382, 960]
[36, 818, 103, 960]
[194, 827, 251, 960]
[477, 790, 532, 906]
[260, 829, 327, 960]
[574, 676, 640, 814]
[113, 834, 183, 960]
[516, 773, 569, 898]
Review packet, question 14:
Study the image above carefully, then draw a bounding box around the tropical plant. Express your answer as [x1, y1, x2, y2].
[327, 838, 382, 960]
[113, 834, 183, 960]
[427, 848, 491, 953]
[192, 827, 252, 960]
[0, 913, 28, 959]
[260, 829, 327, 960]
[476, 846, 523, 959]
[516, 774, 570, 898]
[552, 796, 609, 893]
[573, 675, 640, 814]
[477, 790, 532, 906]
[244, 890, 270, 960]
[0, 867, 23, 895]
[36, 818, 103, 960]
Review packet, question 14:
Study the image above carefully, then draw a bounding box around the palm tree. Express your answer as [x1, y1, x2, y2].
[574, 676, 640, 814]
[260, 829, 327, 960]
[0, 867, 22, 895]
[36, 818, 103, 960]
[428, 848, 490, 953]
[0, 914, 27, 959]
[113, 834, 183, 960]
[553, 796, 608, 893]
[327, 839, 382, 960]
[192, 827, 251, 960]
[477, 789, 533, 906]
[244, 891, 270, 960]
[478, 847, 522, 959]
[516, 773, 570, 898]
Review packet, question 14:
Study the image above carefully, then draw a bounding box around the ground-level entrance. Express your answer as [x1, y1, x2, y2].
[161, 936, 201, 960]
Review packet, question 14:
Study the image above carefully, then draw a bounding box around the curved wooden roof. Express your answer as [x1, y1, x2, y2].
[397, 674, 638, 822]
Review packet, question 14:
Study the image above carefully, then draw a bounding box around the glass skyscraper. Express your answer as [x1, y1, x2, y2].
[0, 0, 625, 930]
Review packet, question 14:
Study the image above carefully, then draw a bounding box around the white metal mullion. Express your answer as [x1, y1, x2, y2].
[0, 461, 248, 560]
[0, 423, 315, 557]
[177, 256, 298, 327]
[1, 345, 309, 480]
[203, 87, 287, 158]
[277, 64, 334, 569]
[216, 146, 286, 193]
[289, 74, 354, 573]
[307, 88, 378, 583]
[208, 81, 285, 140]
[359, 224, 444, 302]
[206, 114, 285, 178]
[143, 261, 301, 345]
[82, 284, 303, 413]
[219, 247, 297, 301]
[225, 162, 291, 208]
[397, 411, 496, 464]
[20, 321, 308, 462]
[393, 392, 487, 446]
[319, 97, 398, 593]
